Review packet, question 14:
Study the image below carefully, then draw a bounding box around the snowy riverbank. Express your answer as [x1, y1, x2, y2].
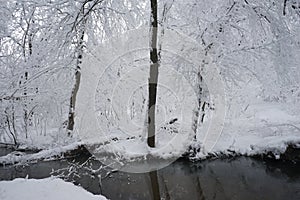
[0, 177, 107, 200]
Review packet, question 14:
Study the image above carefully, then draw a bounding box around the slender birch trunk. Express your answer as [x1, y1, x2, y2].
[67, 15, 86, 135]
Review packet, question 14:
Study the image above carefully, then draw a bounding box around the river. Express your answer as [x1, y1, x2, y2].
[0, 148, 299, 200]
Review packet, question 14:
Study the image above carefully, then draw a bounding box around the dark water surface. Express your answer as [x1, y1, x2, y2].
[0, 149, 300, 200]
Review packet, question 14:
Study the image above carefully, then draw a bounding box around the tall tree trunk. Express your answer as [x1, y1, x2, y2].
[148, 0, 159, 147]
[283, 0, 288, 15]
[67, 19, 85, 135]
[192, 71, 204, 139]
[66, 0, 101, 135]
[24, 32, 32, 138]
[67, 61, 82, 135]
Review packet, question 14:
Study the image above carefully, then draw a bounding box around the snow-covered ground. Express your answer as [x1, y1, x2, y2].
[0, 142, 83, 165]
[81, 101, 300, 162]
[205, 102, 300, 158]
[0, 177, 107, 200]
[0, 30, 299, 167]
[0, 102, 299, 166]
[71, 26, 300, 165]
[0, 0, 299, 172]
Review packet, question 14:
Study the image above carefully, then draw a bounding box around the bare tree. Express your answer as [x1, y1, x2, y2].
[66, 1, 88, 135]
[148, 0, 159, 148]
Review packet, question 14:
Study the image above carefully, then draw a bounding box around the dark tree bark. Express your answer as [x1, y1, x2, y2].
[67, 0, 101, 135]
[149, 171, 161, 200]
[148, 0, 159, 147]
[283, 0, 288, 15]
[67, 30, 84, 135]
[67, 13, 86, 135]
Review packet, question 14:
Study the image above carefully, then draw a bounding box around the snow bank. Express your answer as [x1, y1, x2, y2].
[83, 102, 300, 162]
[0, 142, 83, 165]
[203, 102, 300, 158]
[0, 177, 107, 200]
[1, 102, 299, 166]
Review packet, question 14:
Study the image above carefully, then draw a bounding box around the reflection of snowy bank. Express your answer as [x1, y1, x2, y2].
[0, 177, 107, 200]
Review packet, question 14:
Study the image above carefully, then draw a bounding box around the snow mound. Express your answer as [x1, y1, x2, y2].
[207, 103, 300, 158]
[0, 177, 107, 200]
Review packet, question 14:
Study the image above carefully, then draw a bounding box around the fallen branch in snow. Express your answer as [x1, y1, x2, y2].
[0, 142, 87, 166]
[0, 142, 17, 147]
